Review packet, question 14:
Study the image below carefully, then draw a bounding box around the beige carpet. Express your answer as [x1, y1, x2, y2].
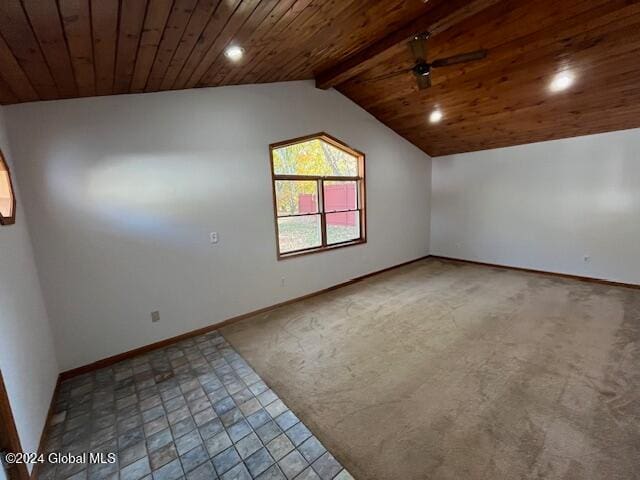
[221, 258, 640, 480]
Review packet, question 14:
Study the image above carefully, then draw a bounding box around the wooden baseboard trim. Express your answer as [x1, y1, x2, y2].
[0, 371, 30, 480]
[430, 255, 640, 289]
[59, 255, 430, 381]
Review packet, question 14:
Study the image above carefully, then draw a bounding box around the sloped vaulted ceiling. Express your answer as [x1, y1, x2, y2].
[1, 0, 639, 156]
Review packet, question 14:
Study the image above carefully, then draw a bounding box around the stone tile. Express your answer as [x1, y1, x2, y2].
[180, 445, 209, 473]
[144, 417, 169, 438]
[170, 417, 195, 438]
[118, 414, 143, 434]
[257, 389, 278, 407]
[119, 427, 145, 450]
[248, 381, 268, 396]
[278, 450, 308, 479]
[199, 418, 224, 440]
[184, 387, 205, 403]
[255, 465, 287, 480]
[160, 387, 182, 402]
[205, 431, 232, 458]
[152, 458, 183, 480]
[245, 448, 275, 478]
[117, 405, 140, 421]
[167, 406, 190, 425]
[238, 398, 261, 417]
[246, 409, 271, 429]
[62, 425, 90, 446]
[208, 387, 230, 404]
[120, 456, 151, 480]
[180, 379, 200, 394]
[220, 408, 243, 428]
[142, 405, 165, 424]
[185, 461, 217, 480]
[146, 428, 173, 453]
[266, 434, 294, 461]
[255, 421, 282, 444]
[296, 467, 321, 480]
[121, 441, 148, 467]
[90, 425, 116, 447]
[139, 395, 162, 412]
[225, 380, 245, 395]
[56, 461, 86, 479]
[285, 422, 311, 447]
[213, 397, 236, 416]
[174, 429, 202, 456]
[202, 381, 222, 396]
[298, 437, 326, 464]
[311, 452, 341, 480]
[220, 463, 251, 480]
[274, 411, 298, 431]
[188, 396, 211, 415]
[212, 446, 241, 476]
[66, 468, 87, 480]
[231, 388, 253, 405]
[87, 458, 119, 480]
[115, 385, 136, 400]
[264, 400, 287, 419]
[163, 395, 187, 414]
[192, 407, 216, 427]
[65, 412, 90, 432]
[116, 394, 138, 411]
[139, 387, 160, 402]
[227, 419, 252, 443]
[38, 333, 348, 480]
[235, 432, 262, 459]
[149, 443, 178, 470]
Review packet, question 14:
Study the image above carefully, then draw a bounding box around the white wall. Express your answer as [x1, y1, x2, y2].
[0, 107, 59, 471]
[5, 81, 432, 371]
[431, 128, 640, 284]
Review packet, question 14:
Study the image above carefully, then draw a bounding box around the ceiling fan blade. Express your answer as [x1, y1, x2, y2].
[415, 73, 431, 90]
[408, 33, 429, 62]
[361, 68, 411, 83]
[431, 49, 487, 68]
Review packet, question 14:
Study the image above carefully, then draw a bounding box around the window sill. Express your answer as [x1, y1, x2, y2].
[278, 238, 366, 260]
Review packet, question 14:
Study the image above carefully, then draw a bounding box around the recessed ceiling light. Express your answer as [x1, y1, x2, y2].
[549, 71, 574, 92]
[224, 45, 244, 62]
[429, 109, 443, 123]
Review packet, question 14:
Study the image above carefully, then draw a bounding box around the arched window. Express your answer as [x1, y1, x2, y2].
[270, 133, 366, 258]
[0, 150, 16, 225]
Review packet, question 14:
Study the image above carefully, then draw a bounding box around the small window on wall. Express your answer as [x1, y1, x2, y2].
[270, 133, 366, 258]
[0, 150, 15, 225]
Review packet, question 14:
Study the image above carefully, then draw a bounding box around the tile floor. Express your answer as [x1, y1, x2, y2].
[38, 331, 353, 480]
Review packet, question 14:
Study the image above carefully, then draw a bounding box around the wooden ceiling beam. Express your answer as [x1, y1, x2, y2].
[314, 0, 500, 90]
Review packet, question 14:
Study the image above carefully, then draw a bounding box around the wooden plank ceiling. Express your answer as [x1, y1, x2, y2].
[1, 0, 640, 156]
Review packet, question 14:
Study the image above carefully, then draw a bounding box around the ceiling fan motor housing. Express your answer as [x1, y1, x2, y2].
[413, 62, 431, 77]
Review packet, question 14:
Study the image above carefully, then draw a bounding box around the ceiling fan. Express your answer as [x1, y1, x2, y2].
[365, 32, 487, 89]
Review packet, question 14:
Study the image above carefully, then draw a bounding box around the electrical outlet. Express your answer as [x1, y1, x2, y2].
[151, 310, 160, 323]
[583, 255, 591, 262]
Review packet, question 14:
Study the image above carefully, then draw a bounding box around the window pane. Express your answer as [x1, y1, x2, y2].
[324, 181, 357, 212]
[275, 180, 318, 215]
[326, 212, 360, 244]
[273, 138, 358, 176]
[278, 215, 322, 253]
[0, 156, 14, 220]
